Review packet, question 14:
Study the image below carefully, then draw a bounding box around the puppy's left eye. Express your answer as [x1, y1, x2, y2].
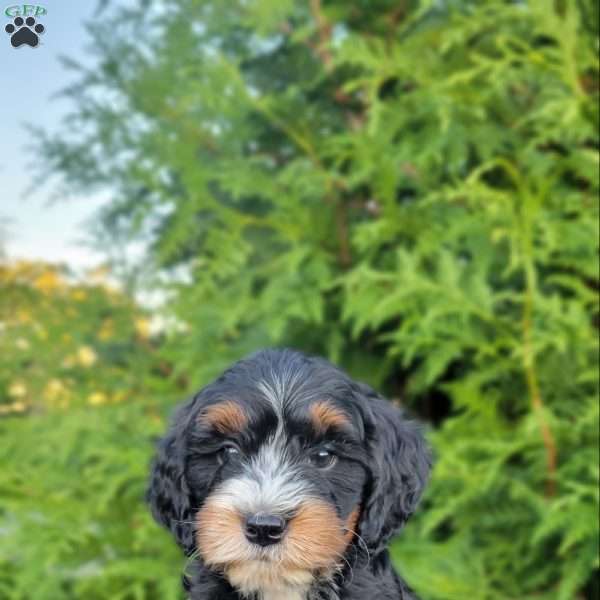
[309, 449, 337, 469]
[217, 444, 242, 465]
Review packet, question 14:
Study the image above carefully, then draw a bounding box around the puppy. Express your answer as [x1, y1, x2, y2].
[148, 348, 430, 599]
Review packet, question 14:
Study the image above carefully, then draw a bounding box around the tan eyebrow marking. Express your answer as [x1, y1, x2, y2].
[309, 400, 351, 434]
[198, 400, 248, 434]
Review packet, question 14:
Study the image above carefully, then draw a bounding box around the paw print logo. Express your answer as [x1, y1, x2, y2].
[5, 16, 45, 48]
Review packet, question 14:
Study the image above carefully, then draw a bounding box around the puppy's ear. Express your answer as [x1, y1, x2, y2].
[357, 384, 431, 554]
[147, 401, 196, 556]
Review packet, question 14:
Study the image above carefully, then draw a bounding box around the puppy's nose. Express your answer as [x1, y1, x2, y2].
[244, 514, 287, 546]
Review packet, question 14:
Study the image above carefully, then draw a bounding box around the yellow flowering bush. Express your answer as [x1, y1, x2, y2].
[0, 259, 184, 599]
[0, 260, 157, 414]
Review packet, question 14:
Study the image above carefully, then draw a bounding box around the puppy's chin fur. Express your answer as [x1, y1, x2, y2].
[197, 499, 349, 599]
[226, 561, 312, 600]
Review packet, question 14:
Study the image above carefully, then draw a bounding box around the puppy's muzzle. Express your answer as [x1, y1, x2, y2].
[244, 514, 287, 546]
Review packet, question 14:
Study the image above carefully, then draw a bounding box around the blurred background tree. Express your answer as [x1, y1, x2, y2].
[1, 0, 598, 598]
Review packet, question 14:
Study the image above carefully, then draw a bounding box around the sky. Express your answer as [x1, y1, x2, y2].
[0, 0, 108, 269]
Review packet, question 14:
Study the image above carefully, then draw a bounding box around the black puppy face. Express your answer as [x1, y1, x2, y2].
[148, 349, 430, 599]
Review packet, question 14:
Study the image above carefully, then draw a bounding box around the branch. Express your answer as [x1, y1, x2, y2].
[522, 254, 557, 497]
[308, 0, 356, 267]
[309, 0, 334, 70]
[308, 0, 356, 107]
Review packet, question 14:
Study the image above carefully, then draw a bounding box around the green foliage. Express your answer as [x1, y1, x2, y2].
[5, 0, 598, 598]
[0, 405, 182, 600]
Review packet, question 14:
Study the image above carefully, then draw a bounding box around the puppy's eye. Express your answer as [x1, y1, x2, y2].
[217, 444, 242, 465]
[309, 449, 337, 470]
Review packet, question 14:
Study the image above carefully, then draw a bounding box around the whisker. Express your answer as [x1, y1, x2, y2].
[342, 526, 371, 568]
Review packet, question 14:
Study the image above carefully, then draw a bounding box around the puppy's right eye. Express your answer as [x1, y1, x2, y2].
[309, 449, 337, 470]
[217, 444, 242, 465]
